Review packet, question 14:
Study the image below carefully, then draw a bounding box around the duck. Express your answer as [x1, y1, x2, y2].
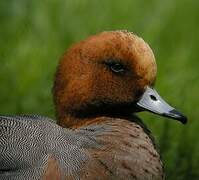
[0, 31, 187, 180]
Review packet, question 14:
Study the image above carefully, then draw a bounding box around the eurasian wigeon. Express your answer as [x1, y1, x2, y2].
[0, 31, 187, 180]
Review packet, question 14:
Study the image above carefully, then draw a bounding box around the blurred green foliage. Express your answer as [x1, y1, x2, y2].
[0, 0, 199, 179]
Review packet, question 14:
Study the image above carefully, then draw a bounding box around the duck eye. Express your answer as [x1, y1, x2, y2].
[105, 61, 126, 74]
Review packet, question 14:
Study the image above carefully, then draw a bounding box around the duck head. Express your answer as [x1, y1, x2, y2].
[53, 31, 187, 128]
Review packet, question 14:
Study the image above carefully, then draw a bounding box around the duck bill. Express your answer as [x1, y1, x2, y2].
[136, 86, 187, 124]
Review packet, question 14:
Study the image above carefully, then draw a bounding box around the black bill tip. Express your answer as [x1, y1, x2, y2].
[163, 109, 188, 124]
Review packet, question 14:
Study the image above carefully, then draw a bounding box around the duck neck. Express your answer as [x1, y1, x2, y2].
[57, 112, 142, 129]
[57, 114, 107, 129]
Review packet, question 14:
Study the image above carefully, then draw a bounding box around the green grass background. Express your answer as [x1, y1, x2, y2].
[0, 0, 198, 179]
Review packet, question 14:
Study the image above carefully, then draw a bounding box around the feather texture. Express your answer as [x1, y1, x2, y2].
[0, 115, 163, 180]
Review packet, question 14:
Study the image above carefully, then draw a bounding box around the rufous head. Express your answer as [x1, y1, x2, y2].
[53, 31, 187, 127]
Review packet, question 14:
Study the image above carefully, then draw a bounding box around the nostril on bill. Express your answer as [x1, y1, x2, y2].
[150, 94, 157, 101]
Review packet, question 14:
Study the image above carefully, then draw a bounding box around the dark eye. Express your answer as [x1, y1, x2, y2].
[105, 61, 126, 74]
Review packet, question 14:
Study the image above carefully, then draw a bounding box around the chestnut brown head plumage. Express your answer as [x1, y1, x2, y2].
[53, 30, 187, 128]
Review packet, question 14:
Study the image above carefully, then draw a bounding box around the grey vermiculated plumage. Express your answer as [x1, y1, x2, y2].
[0, 115, 108, 180]
[0, 115, 163, 180]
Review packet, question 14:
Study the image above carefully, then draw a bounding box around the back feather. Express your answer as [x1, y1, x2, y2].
[0, 115, 108, 180]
